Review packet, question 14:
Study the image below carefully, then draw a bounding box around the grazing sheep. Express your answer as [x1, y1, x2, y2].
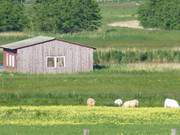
[114, 99, 123, 106]
[87, 98, 96, 107]
[135, 3, 140, 6]
[122, 99, 139, 108]
[164, 98, 180, 108]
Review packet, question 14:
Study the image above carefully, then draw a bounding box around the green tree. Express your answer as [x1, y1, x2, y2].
[138, 0, 180, 30]
[0, 0, 27, 32]
[31, 0, 102, 33]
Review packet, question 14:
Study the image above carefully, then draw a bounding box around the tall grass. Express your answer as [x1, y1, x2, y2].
[0, 33, 28, 46]
[94, 48, 180, 64]
[0, 33, 29, 63]
[103, 63, 180, 72]
[96, 0, 144, 3]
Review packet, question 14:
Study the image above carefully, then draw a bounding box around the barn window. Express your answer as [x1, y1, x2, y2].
[12, 55, 15, 67]
[9, 55, 12, 67]
[56, 56, 65, 67]
[47, 56, 65, 68]
[47, 57, 55, 68]
[6, 54, 15, 67]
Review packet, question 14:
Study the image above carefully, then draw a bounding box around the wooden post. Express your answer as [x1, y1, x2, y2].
[171, 129, 177, 135]
[83, 129, 89, 135]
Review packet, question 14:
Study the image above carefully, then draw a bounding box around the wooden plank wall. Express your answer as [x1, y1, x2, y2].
[16, 40, 94, 73]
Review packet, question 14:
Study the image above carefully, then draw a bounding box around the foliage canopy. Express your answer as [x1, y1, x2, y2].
[0, 0, 27, 32]
[30, 0, 102, 33]
[138, 0, 180, 30]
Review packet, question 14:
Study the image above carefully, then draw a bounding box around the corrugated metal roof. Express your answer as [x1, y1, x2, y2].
[1, 36, 55, 50]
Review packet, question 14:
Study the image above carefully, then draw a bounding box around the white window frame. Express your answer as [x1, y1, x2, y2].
[46, 56, 65, 68]
[12, 55, 15, 67]
[6, 53, 15, 67]
[56, 56, 65, 68]
[47, 56, 55, 68]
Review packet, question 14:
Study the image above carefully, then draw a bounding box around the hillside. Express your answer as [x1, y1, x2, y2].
[1, 1, 180, 49]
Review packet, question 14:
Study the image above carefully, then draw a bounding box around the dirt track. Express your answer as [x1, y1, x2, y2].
[108, 20, 144, 29]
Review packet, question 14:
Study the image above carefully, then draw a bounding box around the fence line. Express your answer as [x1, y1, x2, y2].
[96, 0, 125, 3]
[83, 129, 89, 135]
[83, 128, 177, 135]
[171, 129, 177, 135]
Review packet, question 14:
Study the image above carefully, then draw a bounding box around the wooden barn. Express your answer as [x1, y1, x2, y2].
[1, 36, 95, 73]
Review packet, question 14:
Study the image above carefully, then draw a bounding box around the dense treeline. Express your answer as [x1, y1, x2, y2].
[0, 0, 27, 32]
[94, 49, 180, 64]
[0, 0, 101, 33]
[138, 0, 180, 30]
[31, 0, 101, 33]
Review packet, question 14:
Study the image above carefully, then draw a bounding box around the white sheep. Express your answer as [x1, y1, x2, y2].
[87, 98, 96, 107]
[122, 99, 139, 108]
[164, 98, 180, 108]
[114, 99, 123, 106]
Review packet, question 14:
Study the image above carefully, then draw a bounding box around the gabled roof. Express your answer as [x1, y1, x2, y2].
[1, 36, 95, 50]
[1, 36, 55, 50]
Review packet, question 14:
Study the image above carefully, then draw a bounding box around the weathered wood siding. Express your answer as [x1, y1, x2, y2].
[16, 40, 93, 73]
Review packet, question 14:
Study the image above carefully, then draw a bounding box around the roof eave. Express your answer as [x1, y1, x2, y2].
[1, 39, 55, 50]
[56, 39, 96, 50]
[0, 37, 96, 50]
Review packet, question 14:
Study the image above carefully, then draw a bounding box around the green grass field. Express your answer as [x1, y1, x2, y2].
[1, 124, 179, 135]
[0, 67, 179, 106]
[0, 106, 179, 135]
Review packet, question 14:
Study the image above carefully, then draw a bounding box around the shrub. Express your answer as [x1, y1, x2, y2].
[0, 0, 27, 32]
[30, 0, 102, 33]
[138, 0, 180, 30]
[94, 49, 180, 64]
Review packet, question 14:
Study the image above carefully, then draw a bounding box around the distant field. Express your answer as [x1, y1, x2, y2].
[0, 67, 180, 106]
[0, 106, 179, 135]
[57, 2, 180, 49]
[58, 28, 180, 49]
[0, 33, 28, 46]
[100, 2, 138, 24]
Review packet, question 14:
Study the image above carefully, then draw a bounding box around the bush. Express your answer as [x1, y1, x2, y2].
[138, 0, 180, 30]
[30, 0, 102, 33]
[0, 0, 27, 32]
